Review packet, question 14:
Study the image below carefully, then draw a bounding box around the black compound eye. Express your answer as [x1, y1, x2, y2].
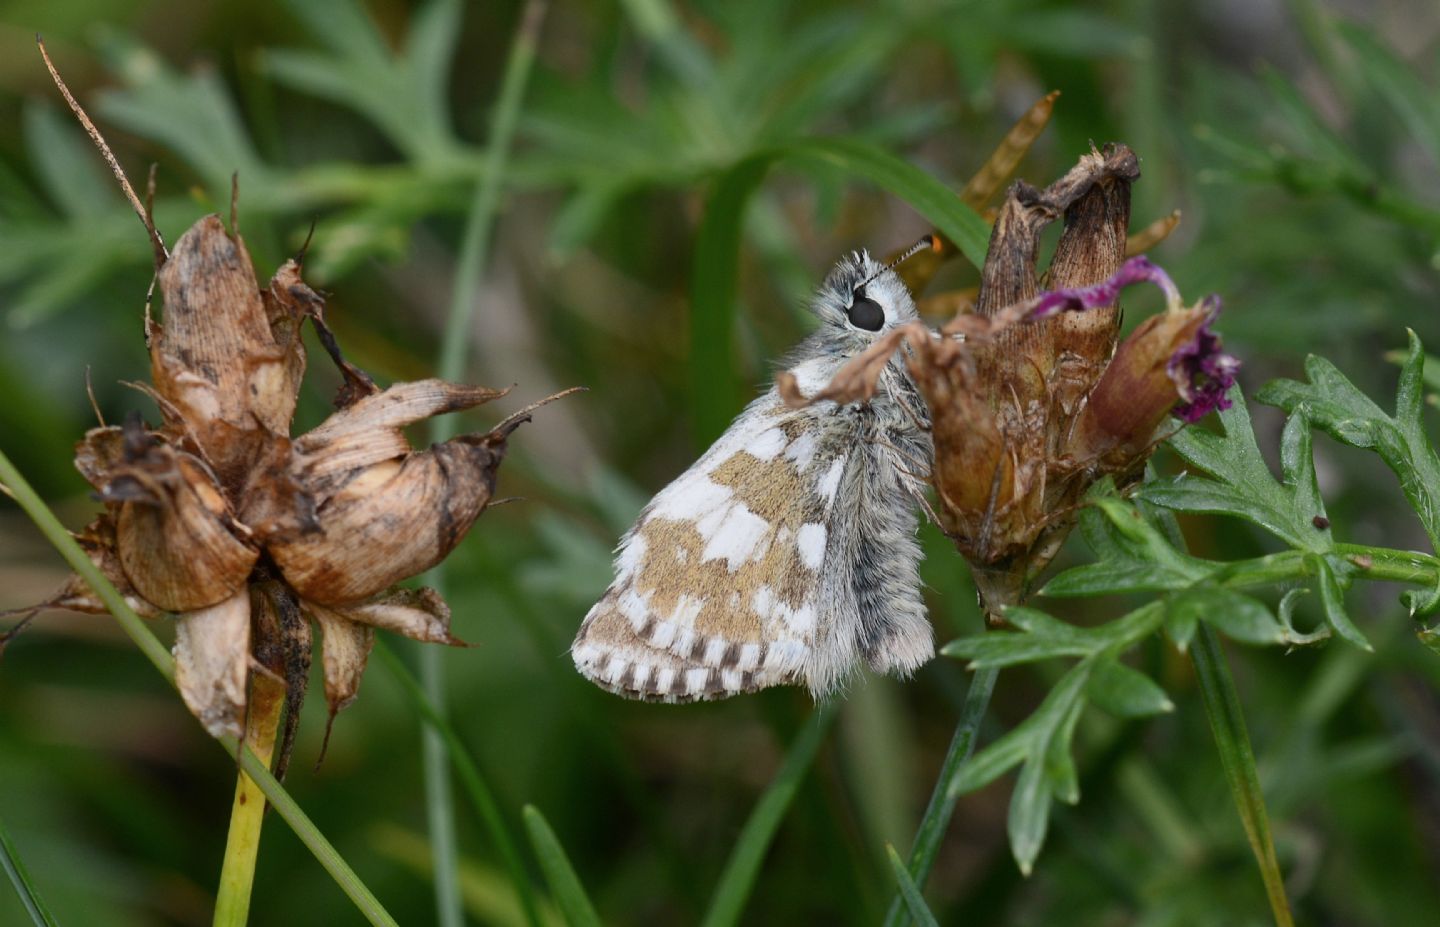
[847, 288, 885, 331]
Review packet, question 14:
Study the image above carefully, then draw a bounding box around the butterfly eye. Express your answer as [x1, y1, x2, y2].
[847, 288, 885, 331]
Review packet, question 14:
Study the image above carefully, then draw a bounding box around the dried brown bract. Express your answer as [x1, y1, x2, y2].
[25, 211, 570, 772]
[789, 143, 1237, 613]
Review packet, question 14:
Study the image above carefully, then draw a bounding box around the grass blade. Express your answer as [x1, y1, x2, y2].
[882, 665, 997, 927]
[783, 137, 991, 268]
[884, 844, 939, 927]
[0, 449, 400, 927]
[688, 136, 991, 447]
[1190, 625, 1294, 927]
[424, 4, 548, 924]
[522, 806, 603, 927]
[699, 705, 837, 927]
[0, 813, 58, 927]
[689, 154, 775, 447]
[373, 642, 542, 927]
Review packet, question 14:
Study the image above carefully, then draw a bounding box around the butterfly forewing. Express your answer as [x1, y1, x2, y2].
[573, 393, 848, 702]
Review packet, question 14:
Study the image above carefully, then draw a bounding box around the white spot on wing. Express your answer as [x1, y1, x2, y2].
[797, 523, 827, 570]
[747, 428, 787, 460]
[817, 458, 845, 505]
[698, 504, 770, 568]
[653, 477, 730, 521]
[783, 431, 818, 472]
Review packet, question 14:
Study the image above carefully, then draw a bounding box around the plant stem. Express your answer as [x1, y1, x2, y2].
[422, 4, 547, 925]
[881, 665, 998, 927]
[699, 705, 837, 927]
[1190, 625, 1294, 927]
[0, 449, 399, 927]
[373, 643, 542, 927]
[0, 811, 58, 927]
[213, 674, 286, 927]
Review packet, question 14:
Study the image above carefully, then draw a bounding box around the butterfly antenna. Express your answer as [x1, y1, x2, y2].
[859, 234, 938, 289]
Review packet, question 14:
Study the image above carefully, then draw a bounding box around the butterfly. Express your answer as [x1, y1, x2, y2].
[572, 247, 936, 702]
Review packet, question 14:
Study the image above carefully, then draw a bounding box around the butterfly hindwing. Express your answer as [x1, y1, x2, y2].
[573, 391, 851, 702]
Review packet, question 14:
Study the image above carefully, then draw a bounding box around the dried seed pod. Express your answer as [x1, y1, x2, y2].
[173, 587, 252, 739]
[266, 380, 511, 605]
[150, 216, 305, 484]
[78, 421, 257, 612]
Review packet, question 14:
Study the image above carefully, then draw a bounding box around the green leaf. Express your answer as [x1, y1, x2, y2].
[1311, 554, 1373, 651]
[1171, 588, 1287, 646]
[700, 707, 836, 927]
[94, 31, 272, 198]
[1420, 625, 1440, 657]
[266, 0, 460, 161]
[943, 602, 1166, 669]
[1087, 659, 1175, 718]
[947, 663, 1093, 874]
[1143, 389, 1330, 551]
[1189, 626, 1295, 927]
[523, 806, 603, 927]
[1259, 332, 1440, 562]
[1044, 496, 1214, 596]
[780, 137, 991, 267]
[0, 814, 58, 927]
[884, 844, 940, 927]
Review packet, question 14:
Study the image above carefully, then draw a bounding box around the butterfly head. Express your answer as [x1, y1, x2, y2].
[812, 248, 922, 343]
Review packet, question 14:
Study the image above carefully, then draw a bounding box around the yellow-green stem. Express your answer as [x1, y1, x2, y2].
[213, 675, 286, 927]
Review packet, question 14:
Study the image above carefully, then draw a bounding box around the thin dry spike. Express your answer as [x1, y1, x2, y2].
[229, 172, 240, 237]
[961, 90, 1060, 209]
[1125, 209, 1182, 256]
[37, 35, 168, 267]
[0, 607, 43, 656]
[491, 386, 588, 435]
[144, 163, 158, 226]
[84, 366, 106, 426]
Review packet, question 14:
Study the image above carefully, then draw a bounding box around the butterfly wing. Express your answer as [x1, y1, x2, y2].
[573, 389, 854, 702]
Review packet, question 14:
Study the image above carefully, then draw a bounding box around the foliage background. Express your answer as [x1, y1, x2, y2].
[1, 0, 1438, 924]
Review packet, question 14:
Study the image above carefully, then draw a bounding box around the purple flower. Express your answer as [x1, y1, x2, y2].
[1030, 256, 1182, 319]
[1167, 296, 1241, 422]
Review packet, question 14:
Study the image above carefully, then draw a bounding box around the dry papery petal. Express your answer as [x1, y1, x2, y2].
[308, 602, 375, 718]
[78, 422, 257, 613]
[40, 514, 164, 618]
[264, 381, 513, 604]
[150, 216, 306, 486]
[173, 586, 251, 739]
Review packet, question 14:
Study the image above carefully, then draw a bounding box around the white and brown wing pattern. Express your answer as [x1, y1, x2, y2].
[572, 392, 852, 702]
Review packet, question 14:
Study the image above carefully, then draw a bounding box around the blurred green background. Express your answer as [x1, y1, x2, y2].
[2, 0, 1439, 924]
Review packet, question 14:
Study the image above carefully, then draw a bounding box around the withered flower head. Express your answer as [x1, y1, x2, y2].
[792, 143, 1237, 613]
[25, 213, 564, 773]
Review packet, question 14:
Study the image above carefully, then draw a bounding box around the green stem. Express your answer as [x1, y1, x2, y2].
[213, 678, 285, 927]
[699, 706, 837, 927]
[0, 449, 399, 927]
[881, 666, 998, 927]
[1190, 625, 1294, 927]
[0, 812, 58, 927]
[422, 4, 547, 926]
[1210, 545, 1440, 590]
[373, 643, 542, 927]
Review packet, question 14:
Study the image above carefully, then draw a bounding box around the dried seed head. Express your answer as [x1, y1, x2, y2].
[77, 420, 258, 612]
[264, 380, 511, 605]
[29, 50, 574, 768]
